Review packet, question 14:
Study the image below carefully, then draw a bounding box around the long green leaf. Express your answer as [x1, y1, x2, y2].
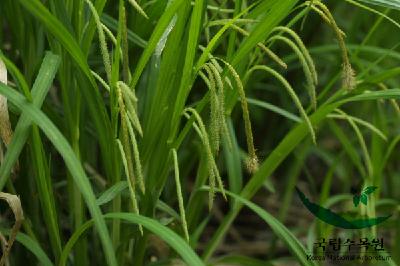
[0, 230, 53, 266]
[356, 0, 400, 10]
[59, 213, 205, 266]
[201, 188, 316, 266]
[97, 181, 128, 206]
[17, 0, 117, 183]
[0, 52, 60, 191]
[168, 0, 204, 140]
[0, 84, 117, 266]
[129, 0, 186, 89]
[16, 0, 90, 77]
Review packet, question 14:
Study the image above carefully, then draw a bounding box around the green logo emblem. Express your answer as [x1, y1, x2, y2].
[351, 186, 377, 207]
[296, 187, 391, 229]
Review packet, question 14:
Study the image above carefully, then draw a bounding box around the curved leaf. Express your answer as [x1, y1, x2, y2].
[0, 52, 60, 191]
[353, 195, 360, 207]
[360, 193, 368, 205]
[59, 213, 205, 266]
[357, 0, 400, 10]
[0, 83, 117, 266]
[363, 186, 378, 195]
[96, 181, 128, 206]
[201, 188, 316, 266]
[0, 230, 53, 266]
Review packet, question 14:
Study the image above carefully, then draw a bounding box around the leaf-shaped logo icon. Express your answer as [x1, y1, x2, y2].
[363, 186, 378, 195]
[353, 194, 360, 207]
[296, 187, 391, 229]
[352, 186, 377, 207]
[360, 193, 368, 205]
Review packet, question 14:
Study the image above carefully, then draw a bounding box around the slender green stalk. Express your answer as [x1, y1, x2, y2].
[171, 149, 190, 242]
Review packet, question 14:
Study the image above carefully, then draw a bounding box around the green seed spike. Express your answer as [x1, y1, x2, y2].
[101, 24, 117, 46]
[116, 139, 143, 234]
[182, 112, 205, 142]
[202, 23, 286, 69]
[257, 43, 288, 69]
[118, 81, 142, 136]
[171, 149, 190, 243]
[268, 35, 317, 110]
[306, 5, 346, 37]
[117, 84, 143, 234]
[246, 65, 316, 145]
[208, 60, 232, 151]
[208, 62, 233, 150]
[127, 0, 149, 19]
[208, 18, 259, 27]
[311, 1, 356, 90]
[226, 24, 287, 69]
[342, 61, 356, 91]
[117, 86, 129, 157]
[215, 58, 259, 173]
[91, 70, 110, 92]
[221, 116, 233, 150]
[121, 6, 131, 83]
[126, 116, 145, 194]
[198, 71, 210, 87]
[300, 0, 314, 30]
[202, 62, 229, 197]
[85, 0, 112, 83]
[183, 108, 226, 209]
[210, 58, 223, 73]
[183, 110, 215, 210]
[201, 64, 221, 154]
[118, 81, 138, 103]
[207, 63, 224, 97]
[273, 26, 318, 85]
[212, 160, 227, 201]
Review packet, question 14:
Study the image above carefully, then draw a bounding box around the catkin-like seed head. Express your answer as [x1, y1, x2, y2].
[268, 35, 317, 110]
[85, 0, 112, 83]
[183, 108, 223, 210]
[312, 1, 356, 90]
[217, 59, 259, 171]
[201, 64, 221, 154]
[128, 0, 149, 19]
[126, 116, 145, 194]
[117, 139, 143, 234]
[171, 149, 190, 242]
[246, 65, 316, 145]
[246, 155, 259, 174]
[342, 62, 356, 90]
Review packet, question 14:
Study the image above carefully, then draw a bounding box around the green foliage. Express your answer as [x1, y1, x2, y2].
[0, 0, 399, 265]
[357, 0, 400, 10]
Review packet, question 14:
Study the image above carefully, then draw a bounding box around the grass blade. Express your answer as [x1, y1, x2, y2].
[356, 0, 400, 10]
[96, 181, 128, 206]
[59, 213, 205, 266]
[0, 230, 53, 266]
[0, 52, 60, 191]
[0, 83, 118, 266]
[201, 187, 316, 266]
[129, 0, 186, 89]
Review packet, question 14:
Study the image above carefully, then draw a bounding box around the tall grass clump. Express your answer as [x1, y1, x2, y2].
[0, 0, 399, 265]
